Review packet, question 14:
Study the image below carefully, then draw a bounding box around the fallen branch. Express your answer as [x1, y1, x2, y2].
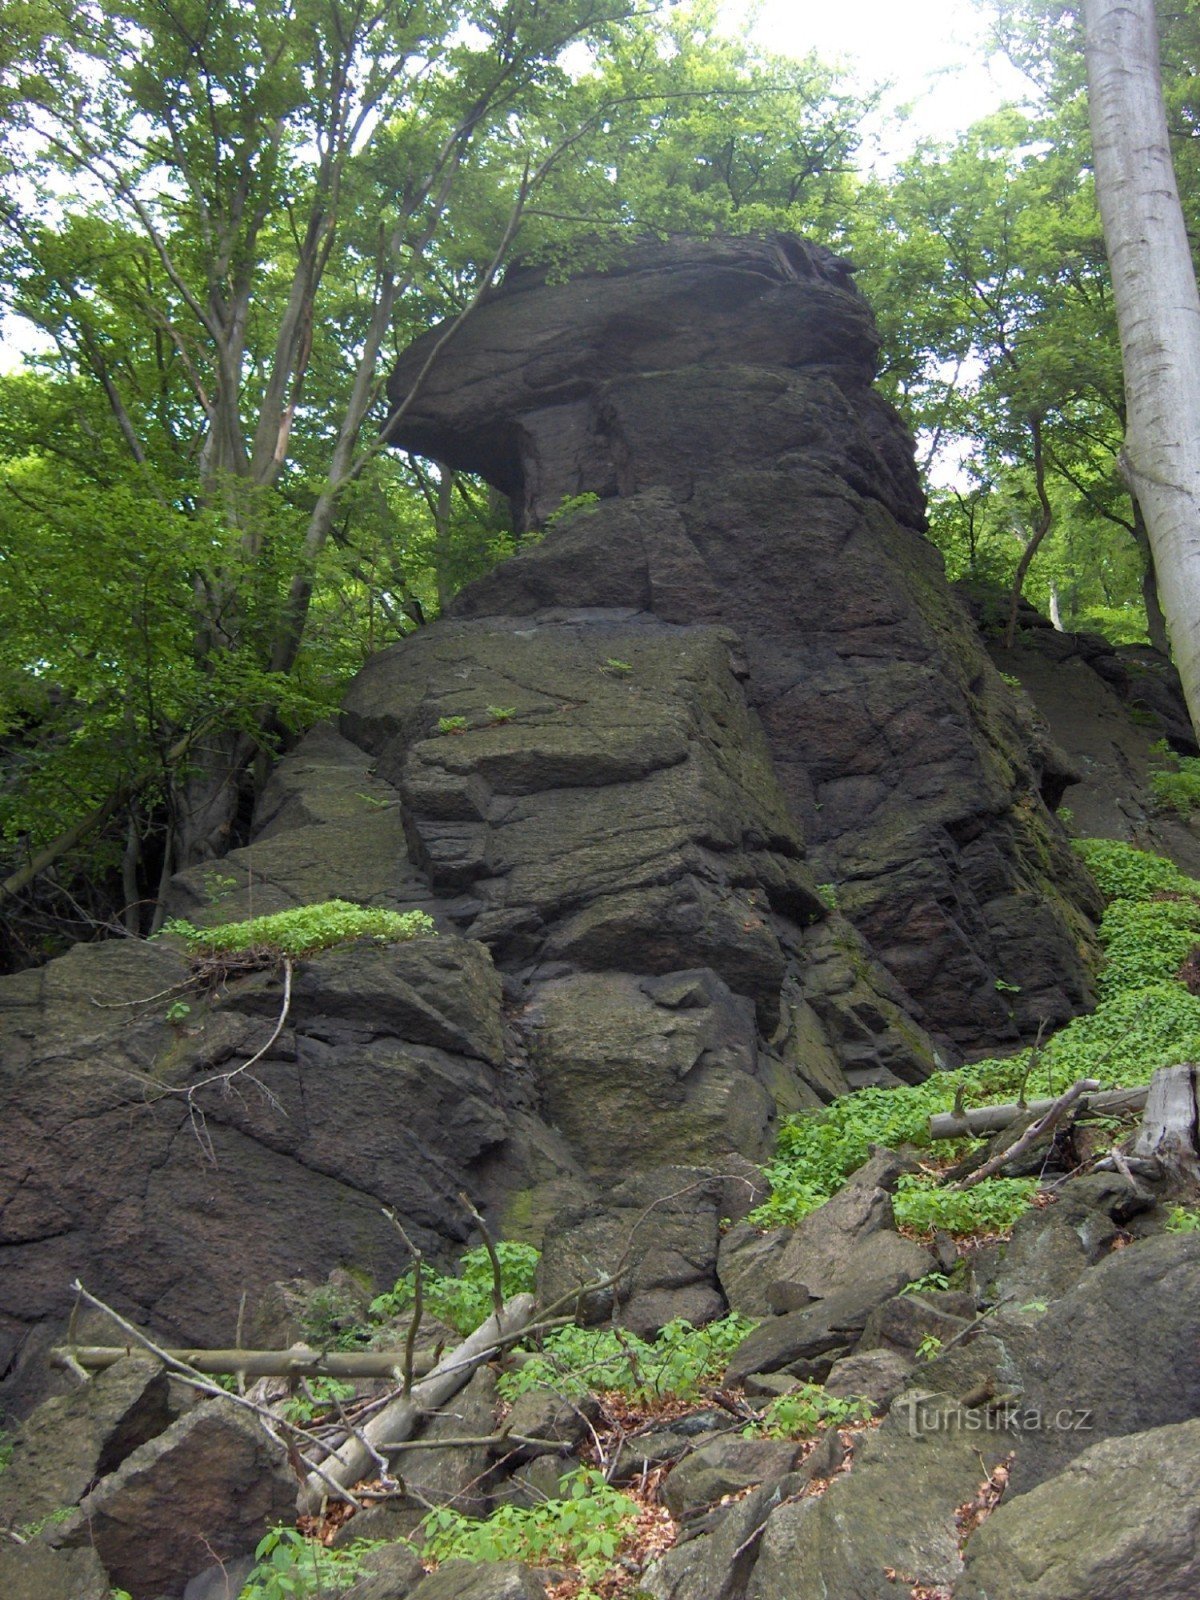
[296, 1292, 538, 1515]
[958, 1079, 1100, 1189]
[929, 1085, 1147, 1141]
[49, 1345, 437, 1380]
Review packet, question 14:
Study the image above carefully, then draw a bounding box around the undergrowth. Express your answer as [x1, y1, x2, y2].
[238, 1527, 383, 1598]
[420, 1468, 637, 1595]
[370, 1242, 540, 1338]
[161, 901, 435, 959]
[743, 1383, 874, 1439]
[1147, 742, 1200, 818]
[497, 1314, 755, 1403]
[751, 838, 1200, 1231]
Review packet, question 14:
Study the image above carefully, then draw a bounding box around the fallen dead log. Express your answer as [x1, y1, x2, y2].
[959, 1077, 1099, 1188]
[296, 1291, 537, 1515]
[929, 1085, 1148, 1141]
[49, 1345, 437, 1381]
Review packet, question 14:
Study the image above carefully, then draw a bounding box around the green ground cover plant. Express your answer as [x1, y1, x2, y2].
[369, 1242, 540, 1338]
[161, 902, 435, 959]
[497, 1314, 755, 1403]
[751, 839, 1200, 1230]
[420, 1468, 637, 1595]
[744, 1383, 873, 1439]
[239, 1528, 384, 1599]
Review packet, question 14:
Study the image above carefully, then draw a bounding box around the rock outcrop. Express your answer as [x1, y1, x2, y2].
[0, 235, 1103, 1416]
[386, 234, 1100, 1048]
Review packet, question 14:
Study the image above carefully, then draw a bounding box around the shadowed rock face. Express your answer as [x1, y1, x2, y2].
[386, 234, 1100, 1045]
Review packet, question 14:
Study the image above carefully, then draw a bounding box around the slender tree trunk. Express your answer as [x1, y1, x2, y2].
[1084, 0, 1200, 738]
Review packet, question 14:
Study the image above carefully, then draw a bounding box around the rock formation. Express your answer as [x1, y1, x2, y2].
[0, 236, 1103, 1419]
[386, 234, 1100, 1047]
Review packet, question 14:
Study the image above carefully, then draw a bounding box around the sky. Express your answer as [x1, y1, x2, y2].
[724, 0, 1030, 161]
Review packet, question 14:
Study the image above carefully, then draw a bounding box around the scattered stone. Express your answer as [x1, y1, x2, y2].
[497, 1386, 600, 1461]
[340, 1541, 427, 1600]
[743, 1393, 1012, 1599]
[857, 1290, 974, 1355]
[662, 1436, 806, 1520]
[716, 1224, 789, 1318]
[769, 1229, 935, 1315]
[724, 1278, 912, 1387]
[182, 1556, 256, 1600]
[611, 1410, 730, 1483]
[996, 1233, 1200, 1489]
[823, 1347, 915, 1410]
[765, 1150, 917, 1302]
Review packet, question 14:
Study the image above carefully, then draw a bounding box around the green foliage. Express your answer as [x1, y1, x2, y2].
[485, 706, 516, 723]
[892, 1174, 1039, 1237]
[1094, 895, 1200, 996]
[298, 1284, 374, 1352]
[1071, 837, 1190, 900]
[0, 1433, 10, 1474]
[744, 1383, 873, 1440]
[435, 716, 470, 735]
[370, 1242, 540, 1339]
[160, 902, 435, 959]
[1165, 1206, 1200, 1234]
[165, 1000, 192, 1025]
[543, 492, 600, 531]
[280, 1378, 357, 1426]
[901, 1271, 951, 1296]
[239, 1528, 382, 1599]
[916, 1335, 944, 1362]
[1149, 751, 1200, 818]
[815, 882, 839, 911]
[419, 1468, 637, 1589]
[497, 1314, 755, 1404]
[602, 658, 634, 676]
[754, 840, 1200, 1234]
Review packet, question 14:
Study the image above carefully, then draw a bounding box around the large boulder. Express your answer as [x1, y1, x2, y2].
[958, 1417, 1200, 1600]
[49, 1398, 296, 1599]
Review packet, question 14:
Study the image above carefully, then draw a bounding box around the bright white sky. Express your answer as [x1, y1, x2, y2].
[725, 0, 1030, 161]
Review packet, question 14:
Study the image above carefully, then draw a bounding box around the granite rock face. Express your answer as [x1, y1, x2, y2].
[387, 234, 1100, 1049]
[0, 235, 1104, 1415]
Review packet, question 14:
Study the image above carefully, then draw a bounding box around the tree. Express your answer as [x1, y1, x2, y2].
[0, 0, 876, 957]
[1082, 0, 1200, 739]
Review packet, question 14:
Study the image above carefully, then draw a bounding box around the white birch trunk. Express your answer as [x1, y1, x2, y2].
[1083, 0, 1200, 739]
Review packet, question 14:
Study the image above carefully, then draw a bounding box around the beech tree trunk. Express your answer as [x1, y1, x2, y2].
[1083, 0, 1200, 740]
